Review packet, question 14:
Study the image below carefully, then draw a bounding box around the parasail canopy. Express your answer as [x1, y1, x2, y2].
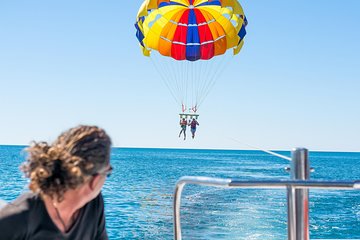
[135, 0, 248, 113]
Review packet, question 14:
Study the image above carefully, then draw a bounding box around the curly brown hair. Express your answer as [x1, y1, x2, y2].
[21, 125, 112, 202]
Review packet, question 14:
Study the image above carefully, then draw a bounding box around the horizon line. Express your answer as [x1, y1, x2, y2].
[0, 144, 359, 154]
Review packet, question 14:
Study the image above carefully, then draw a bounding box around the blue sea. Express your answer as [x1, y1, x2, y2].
[0, 145, 359, 239]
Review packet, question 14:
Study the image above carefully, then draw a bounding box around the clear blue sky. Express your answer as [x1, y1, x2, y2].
[0, 1, 359, 151]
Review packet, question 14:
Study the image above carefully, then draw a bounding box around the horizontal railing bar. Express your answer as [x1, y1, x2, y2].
[174, 176, 360, 240]
[229, 180, 359, 189]
[176, 176, 360, 190]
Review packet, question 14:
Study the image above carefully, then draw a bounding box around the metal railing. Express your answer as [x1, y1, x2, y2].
[173, 148, 360, 240]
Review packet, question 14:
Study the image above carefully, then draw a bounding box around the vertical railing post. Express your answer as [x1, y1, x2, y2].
[287, 148, 310, 240]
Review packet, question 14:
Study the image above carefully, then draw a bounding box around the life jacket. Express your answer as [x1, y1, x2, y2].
[191, 120, 197, 128]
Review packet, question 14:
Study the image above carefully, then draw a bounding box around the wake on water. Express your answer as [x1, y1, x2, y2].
[0, 199, 7, 209]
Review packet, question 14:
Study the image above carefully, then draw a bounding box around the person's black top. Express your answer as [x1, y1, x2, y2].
[0, 192, 108, 240]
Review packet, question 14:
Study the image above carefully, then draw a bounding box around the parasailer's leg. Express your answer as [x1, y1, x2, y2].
[191, 128, 196, 139]
[179, 128, 186, 140]
[179, 129, 183, 138]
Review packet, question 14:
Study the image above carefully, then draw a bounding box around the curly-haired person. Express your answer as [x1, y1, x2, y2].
[0, 125, 113, 240]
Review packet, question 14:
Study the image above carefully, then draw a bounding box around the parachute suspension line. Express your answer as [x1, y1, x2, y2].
[171, 58, 182, 101]
[160, 55, 185, 106]
[195, 60, 201, 110]
[143, 15, 187, 109]
[183, 24, 191, 111]
[178, 25, 185, 109]
[182, 62, 188, 103]
[188, 60, 193, 112]
[173, 59, 183, 105]
[149, 57, 180, 106]
[158, 57, 176, 97]
[196, 59, 214, 108]
[190, 60, 193, 111]
[142, 17, 227, 113]
[198, 54, 234, 108]
[191, 59, 196, 112]
[190, 64, 193, 111]
[143, 17, 233, 113]
[195, 56, 218, 109]
[194, 59, 204, 112]
[193, 60, 207, 111]
[178, 62, 183, 111]
[162, 60, 181, 105]
[185, 60, 190, 112]
[188, 60, 192, 111]
[181, 60, 186, 110]
[197, 59, 206, 111]
[194, 61, 202, 109]
[143, 17, 180, 105]
[161, 57, 182, 104]
[171, 58, 185, 106]
[201, 56, 218, 101]
[201, 57, 218, 104]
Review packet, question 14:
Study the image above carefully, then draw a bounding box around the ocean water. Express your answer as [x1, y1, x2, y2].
[0, 145, 359, 239]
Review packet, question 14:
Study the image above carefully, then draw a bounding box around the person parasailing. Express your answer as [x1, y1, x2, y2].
[189, 118, 199, 139]
[178, 117, 188, 140]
